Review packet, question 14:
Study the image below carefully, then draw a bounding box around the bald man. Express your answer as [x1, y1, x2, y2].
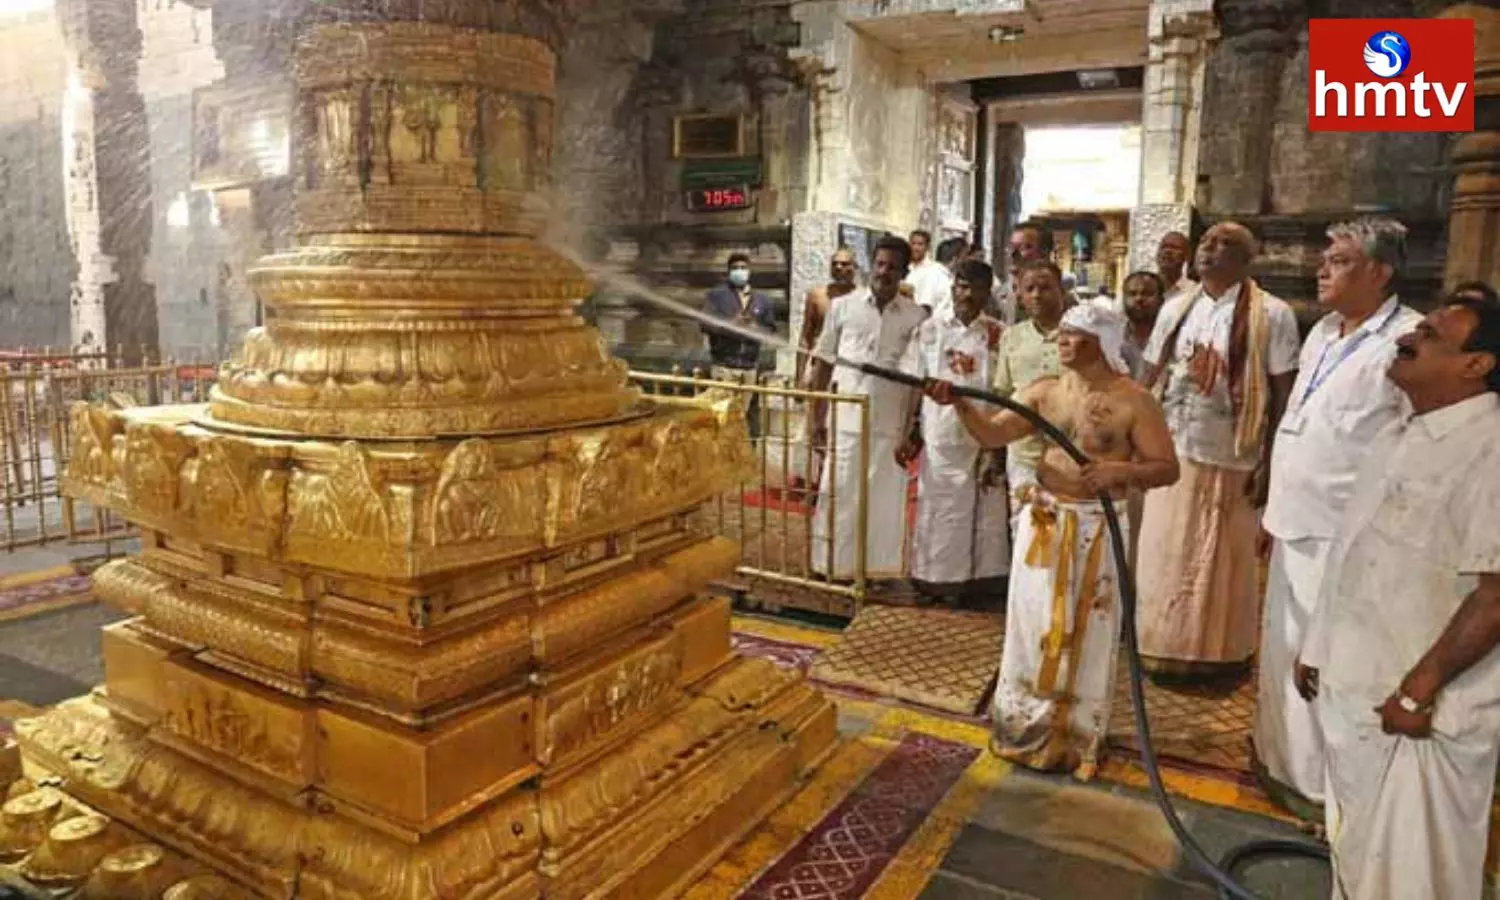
[1137, 222, 1301, 677]
[1156, 231, 1198, 306]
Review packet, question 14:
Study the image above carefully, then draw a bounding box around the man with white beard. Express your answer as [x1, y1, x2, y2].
[1299, 293, 1500, 899]
[1253, 218, 1421, 816]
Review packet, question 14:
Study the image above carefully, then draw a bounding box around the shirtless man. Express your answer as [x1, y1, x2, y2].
[792, 247, 859, 493]
[796, 247, 858, 387]
[926, 302, 1179, 777]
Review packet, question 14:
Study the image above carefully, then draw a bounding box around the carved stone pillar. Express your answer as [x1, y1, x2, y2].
[1195, 0, 1305, 217]
[1441, 3, 1500, 289]
[1129, 0, 1216, 271]
[14, 10, 835, 899]
[57, 0, 158, 363]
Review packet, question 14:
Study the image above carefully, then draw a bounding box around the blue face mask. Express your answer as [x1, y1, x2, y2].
[728, 268, 750, 288]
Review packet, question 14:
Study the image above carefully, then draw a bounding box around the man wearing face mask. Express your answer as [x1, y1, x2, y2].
[702, 252, 777, 436]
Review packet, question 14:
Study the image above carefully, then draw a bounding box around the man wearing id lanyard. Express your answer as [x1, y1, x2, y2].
[1253, 217, 1422, 818]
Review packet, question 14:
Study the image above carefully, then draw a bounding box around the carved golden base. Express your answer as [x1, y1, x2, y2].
[11, 655, 836, 900]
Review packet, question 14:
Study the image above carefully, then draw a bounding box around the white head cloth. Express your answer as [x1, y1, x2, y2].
[1060, 302, 1128, 374]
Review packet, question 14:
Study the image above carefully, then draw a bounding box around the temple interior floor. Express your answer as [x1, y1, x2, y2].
[0, 563, 1479, 900]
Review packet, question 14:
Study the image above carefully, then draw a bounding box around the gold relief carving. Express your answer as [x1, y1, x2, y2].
[312, 90, 357, 184]
[531, 99, 553, 190]
[119, 424, 192, 520]
[67, 402, 121, 485]
[696, 657, 798, 711]
[531, 538, 738, 669]
[145, 578, 307, 679]
[296, 793, 540, 900]
[431, 439, 546, 547]
[288, 442, 394, 548]
[91, 558, 168, 616]
[310, 613, 531, 711]
[177, 436, 287, 547]
[538, 634, 683, 768]
[392, 86, 460, 167]
[481, 92, 531, 191]
[157, 661, 311, 785]
[537, 694, 741, 859]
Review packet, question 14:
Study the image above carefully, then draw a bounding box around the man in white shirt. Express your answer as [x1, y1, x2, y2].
[1298, 294, 1500, 900]
[898, 259, 1008, 607]
[1136, 222, 1301, 676]
[1253, 218, 1422, 816]
[807, 236, 926, 584]
[1156, 231, 1198, 307]
[905, 230, 953, 317]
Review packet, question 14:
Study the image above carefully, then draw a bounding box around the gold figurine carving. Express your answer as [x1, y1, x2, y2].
[15, 17, 836, 900]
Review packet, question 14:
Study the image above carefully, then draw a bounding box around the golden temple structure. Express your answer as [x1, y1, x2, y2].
[0, 14, 836, 899]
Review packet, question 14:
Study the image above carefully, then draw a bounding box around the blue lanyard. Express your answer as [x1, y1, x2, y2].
[1299, 303, 1401, 406]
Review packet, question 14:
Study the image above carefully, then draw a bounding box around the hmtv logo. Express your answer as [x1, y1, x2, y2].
[1308, 19, 1474, 132]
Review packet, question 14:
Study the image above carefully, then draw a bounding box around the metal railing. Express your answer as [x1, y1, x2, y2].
[632, 368, 872, 617]
[0, 359, 217, 553]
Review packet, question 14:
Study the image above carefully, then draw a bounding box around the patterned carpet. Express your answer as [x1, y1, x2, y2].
[0, 566, 95, 624]
[739, 609, 1258, 784]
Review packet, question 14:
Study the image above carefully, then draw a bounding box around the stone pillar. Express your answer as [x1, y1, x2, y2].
[1441, 3, 1500, 289]
[1129, 0, 1217, 271]
[57, 0, 158, 363]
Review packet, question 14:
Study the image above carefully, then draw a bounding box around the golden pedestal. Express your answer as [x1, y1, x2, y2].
[5, 21, 835, 900]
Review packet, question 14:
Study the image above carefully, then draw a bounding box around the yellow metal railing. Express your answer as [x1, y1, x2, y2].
[631, 368, 871, 617]
[0, 359, 216, 552]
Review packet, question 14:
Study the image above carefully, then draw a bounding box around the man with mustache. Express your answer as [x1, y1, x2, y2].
[994, 221, 1053, 326]
[1119, 270, 1166, 383]
[1253, 218, 1422, 818]
[899, 259, 1009, 607]
[806, 236, 926, 586]
[1136, 222, 1301, 677]
[925, 302, 1178, 777]
[1297, 292, 1500, 899]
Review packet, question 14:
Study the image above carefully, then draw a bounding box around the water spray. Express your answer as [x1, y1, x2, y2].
[568, 256, 1330, 900]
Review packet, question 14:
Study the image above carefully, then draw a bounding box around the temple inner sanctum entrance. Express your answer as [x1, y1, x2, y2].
[0, 0, 1497, 898]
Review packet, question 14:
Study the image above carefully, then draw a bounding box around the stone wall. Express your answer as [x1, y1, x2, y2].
[0, 0, 234, 358]
[1195, 0, 1450, 311]
[0, 10, 72, 349]
[558, 0, 809, 371]
[138, 0, 231, 361]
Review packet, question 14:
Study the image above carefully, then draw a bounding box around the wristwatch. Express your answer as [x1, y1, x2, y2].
[1396, 693, 1433, 714]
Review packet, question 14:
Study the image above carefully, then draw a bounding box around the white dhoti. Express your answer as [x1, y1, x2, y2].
[991, 489, 1126, 780]
[1320, 685, 1498, 900]
[1253, 536, 1332, 807]
[910, 442, 1009, 586]
[812, 427, 906, 580]
[1005, 453, 1037, 534]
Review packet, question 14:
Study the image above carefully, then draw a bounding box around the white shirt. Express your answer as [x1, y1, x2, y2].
[1263, 296, 1421, 541]
[1144, 282, 1302, 470]
[905, 259, 953, 318]
[813, 286, 926, 437]
[1303, 393, 1500, 740]
[907, 312, 1002, 448]
[993, 275, 1018, 326]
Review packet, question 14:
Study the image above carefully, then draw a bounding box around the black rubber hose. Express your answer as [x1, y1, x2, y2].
[845, 360, 1329, 900]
